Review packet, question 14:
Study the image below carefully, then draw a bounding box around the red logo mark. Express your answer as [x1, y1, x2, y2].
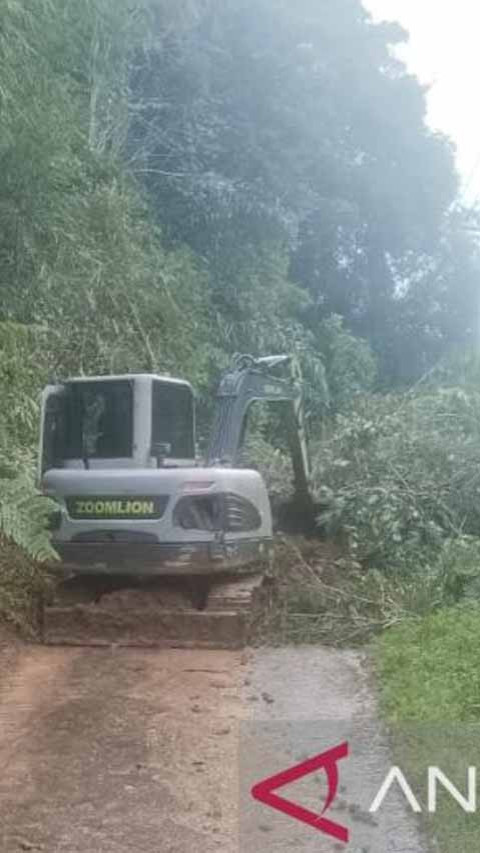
[251, 742, 349, 843]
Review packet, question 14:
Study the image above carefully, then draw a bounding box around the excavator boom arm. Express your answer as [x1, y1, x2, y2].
[207, 354, 312, 506]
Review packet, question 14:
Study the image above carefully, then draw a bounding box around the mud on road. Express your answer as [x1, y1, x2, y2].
[0, 641, 427, 853]
[0, 643, 248, 853]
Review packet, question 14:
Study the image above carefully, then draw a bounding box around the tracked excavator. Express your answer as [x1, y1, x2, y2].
[39, 354, 314, 648]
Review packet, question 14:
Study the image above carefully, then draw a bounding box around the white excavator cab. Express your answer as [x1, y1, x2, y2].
[39, 374, 196, 478]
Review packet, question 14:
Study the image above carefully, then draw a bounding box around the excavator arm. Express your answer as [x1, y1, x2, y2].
[207, 354, 313, 511]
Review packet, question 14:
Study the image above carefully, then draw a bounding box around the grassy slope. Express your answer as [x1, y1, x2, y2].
[376, 607, 480, 851]
[378, 607, 480, 722]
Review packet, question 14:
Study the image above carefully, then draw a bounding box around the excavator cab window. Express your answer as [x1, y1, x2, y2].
[64, 381, 134, 460]
[151, 381, 195, 460]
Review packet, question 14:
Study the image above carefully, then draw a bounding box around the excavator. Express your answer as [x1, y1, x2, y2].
[39, 354, 314, 648]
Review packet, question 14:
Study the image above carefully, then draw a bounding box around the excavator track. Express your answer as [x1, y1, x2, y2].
[42, 571, 271, 650]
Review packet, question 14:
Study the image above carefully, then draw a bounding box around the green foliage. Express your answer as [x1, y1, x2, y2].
[315, 385, 480, 567]
[131, 0, 476, 383]
[0, 473, 57, 564]
[429, 536, 480, 603]
[0, 323, 49, 447]
[0, 438, 57, 564]
[0, 323, 57, 569]
[262, 537, 443, 647]
[377, 606, 480, 722]
[242, 430, 294, 503]
[316, 315, 377, 410]
[34, 185, 218, 387]
[0, 0, 219, 389]
[0, 329, 55, 632]
[209, 242, 312, 356]
[0, 431, 56, 632]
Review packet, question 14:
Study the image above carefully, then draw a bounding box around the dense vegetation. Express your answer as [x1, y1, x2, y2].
[1, 0, 480, 653]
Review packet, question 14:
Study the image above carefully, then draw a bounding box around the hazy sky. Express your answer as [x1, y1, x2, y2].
[365, 0, 480, 201]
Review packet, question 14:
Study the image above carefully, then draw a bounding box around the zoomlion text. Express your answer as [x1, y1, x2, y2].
[73, 500, 156, 517]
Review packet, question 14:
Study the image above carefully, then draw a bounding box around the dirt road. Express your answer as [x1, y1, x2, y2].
[0, 642, 427, 853]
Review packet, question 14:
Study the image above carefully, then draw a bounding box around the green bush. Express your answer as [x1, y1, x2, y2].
[0, 438, 56, 635]
[0, 437, 57, 565]
[316, 315, 377, 410]
[314, 387, 480, 569]
[0, 324, 57, 564]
